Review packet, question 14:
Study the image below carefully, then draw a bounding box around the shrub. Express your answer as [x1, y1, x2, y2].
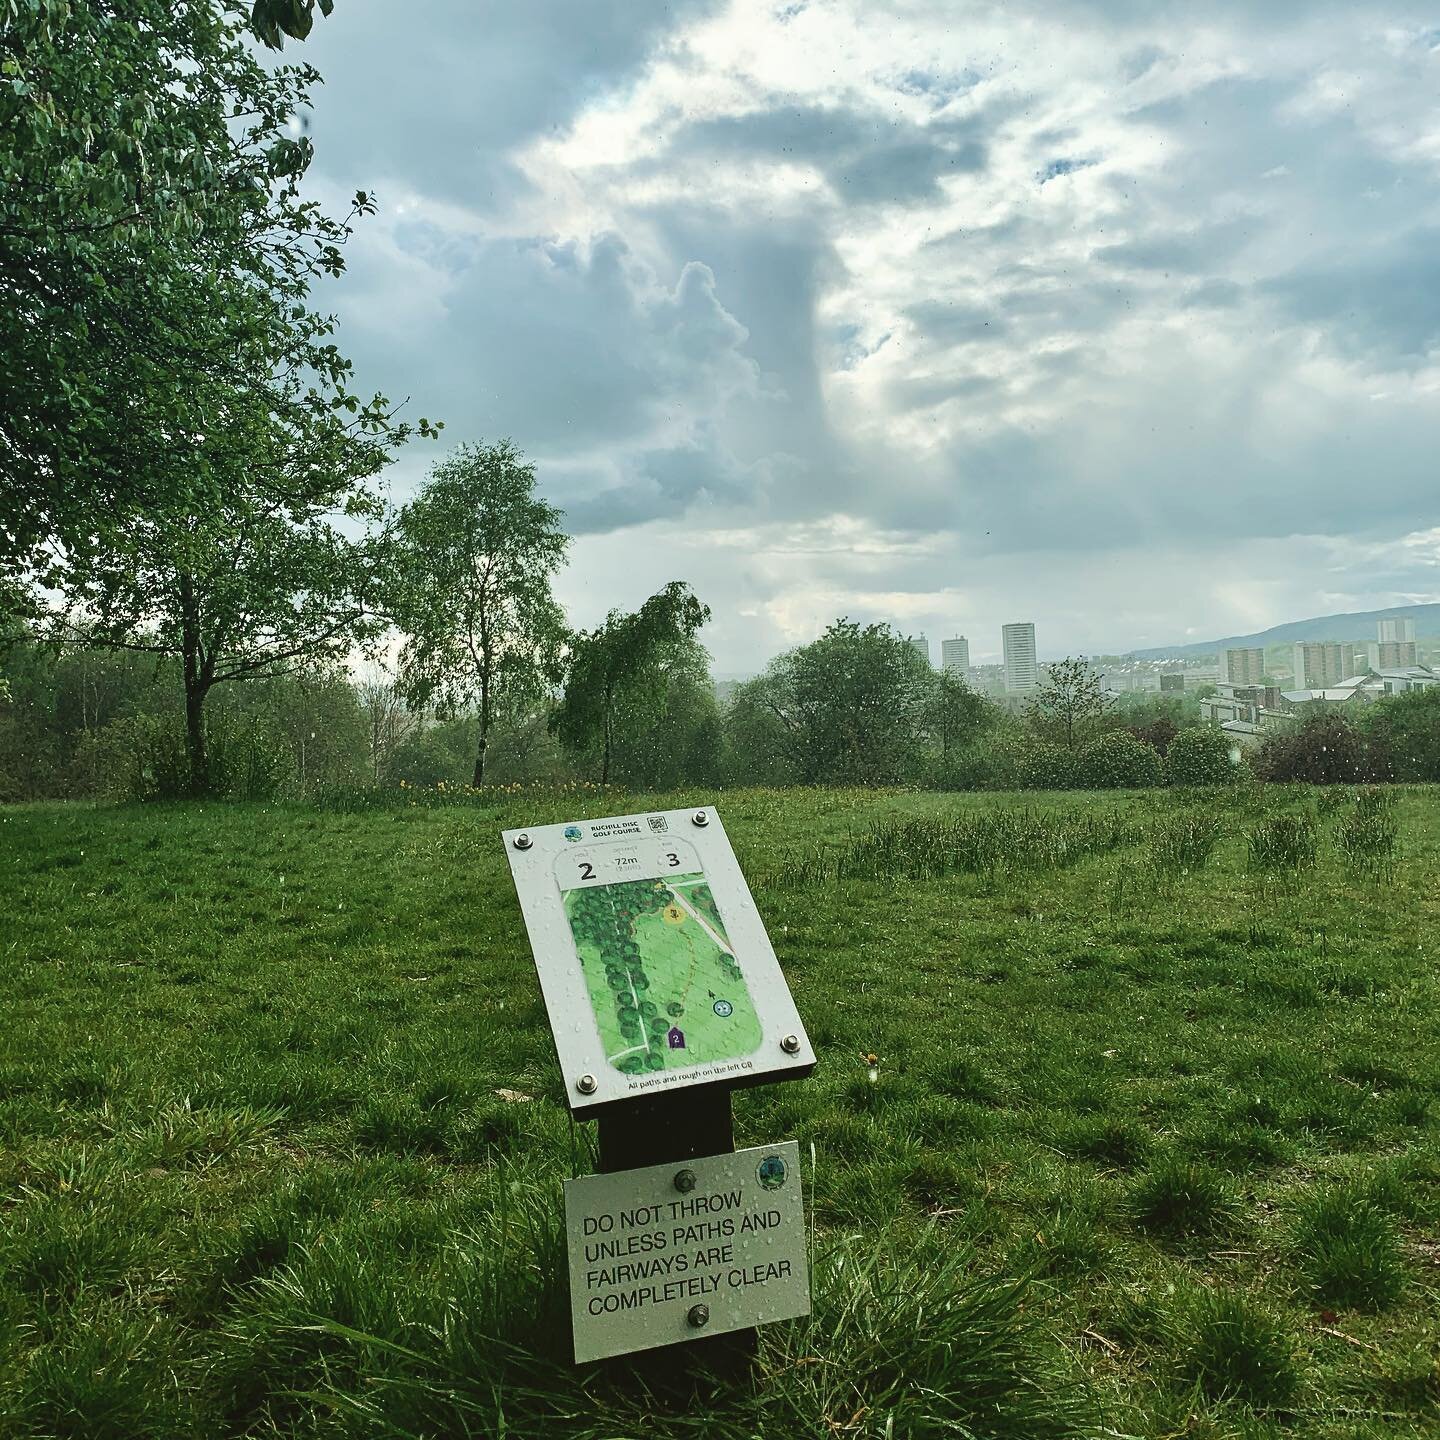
[1076, 731, 1162, 789]
[1015, 739, 1077, 791]
[1258, 712, 1367, 784]
[97, 714, 192, 801]
[1165, 726, 1237, 786]
[207, 711, 295, 801]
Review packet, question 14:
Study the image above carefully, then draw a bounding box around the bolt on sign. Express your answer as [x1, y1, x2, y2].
[503, 807, 814, 1110]
[565, 1142, 809, 1363]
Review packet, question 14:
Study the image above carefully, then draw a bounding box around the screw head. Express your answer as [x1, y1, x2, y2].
[513, 832, 532, 851]
[575, 1073, 598, 1094]
[691, 809, 709, 827]
[673, 1168, 697, 1194]
[781, 1034, 801, 1055]
[687, 1303, 710, 1328]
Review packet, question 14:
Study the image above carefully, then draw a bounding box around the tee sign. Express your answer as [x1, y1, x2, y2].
[503, 807, 813, 1111]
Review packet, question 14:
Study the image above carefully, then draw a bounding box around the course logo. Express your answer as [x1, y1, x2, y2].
[757, 1154, 787, 1192]
[647, 814, 669, 833]
[563, 825, 583, 843]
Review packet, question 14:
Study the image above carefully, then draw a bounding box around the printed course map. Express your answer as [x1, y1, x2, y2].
[563, 873, 762, 1073]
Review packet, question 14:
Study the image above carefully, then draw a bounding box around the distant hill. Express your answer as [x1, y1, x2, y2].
[1128, 602, 1440, 660]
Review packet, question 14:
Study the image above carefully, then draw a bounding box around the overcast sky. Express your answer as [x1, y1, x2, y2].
[295, 1, 1440, 672]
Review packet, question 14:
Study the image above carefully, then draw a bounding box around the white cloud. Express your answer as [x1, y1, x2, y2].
[303, 0, 1440, 672]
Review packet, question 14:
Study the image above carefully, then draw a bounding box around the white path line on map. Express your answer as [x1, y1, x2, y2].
[667, 887, 733, 956]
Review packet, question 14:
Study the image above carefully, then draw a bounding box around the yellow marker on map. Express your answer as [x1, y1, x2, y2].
[662, 903, 686, 925]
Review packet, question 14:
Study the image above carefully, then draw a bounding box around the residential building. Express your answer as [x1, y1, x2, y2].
[1369, 639, 1419, 668]
[1159, 672, 1185, 692]
[1199, 682, 1289, 747]
[907, 634, 931, 667]
[1378, 617, 1416, 645]
[1273, 663, 1437, 710]
[1099, 668, 1160, 695]
[1292, 641, 1356, 689]
[1002, 622, 1038, 694]
[940, 636, 970, 676]
[1222, 648, 1266, 686]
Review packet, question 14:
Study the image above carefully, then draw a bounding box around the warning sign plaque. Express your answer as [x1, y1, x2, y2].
[564, 1141, 809, 1363]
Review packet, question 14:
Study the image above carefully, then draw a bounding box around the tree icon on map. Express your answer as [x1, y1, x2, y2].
[563, 872, 762, 1074]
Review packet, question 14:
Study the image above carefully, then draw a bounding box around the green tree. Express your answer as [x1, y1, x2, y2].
[552, 583, 711, 784]
[1360, 688, 1440, 782]
[720, 681, 802, 786]
[926, 669, 994, 763]
[3, 1, 429, 589]
[389, 442, 568, 787]
[611, 658, 722, 789]
[729, 620, 932, 785]
[1029, 656, 1110, 748]
[46, 468, 391, 795]
[355, 665, 419, 785]
[250, 0, 336, 48]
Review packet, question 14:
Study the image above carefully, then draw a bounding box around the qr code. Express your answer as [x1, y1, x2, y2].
[647, 814, 669, 833]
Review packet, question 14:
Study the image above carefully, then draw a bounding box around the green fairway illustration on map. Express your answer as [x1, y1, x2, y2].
[563, 874, 762, 1073]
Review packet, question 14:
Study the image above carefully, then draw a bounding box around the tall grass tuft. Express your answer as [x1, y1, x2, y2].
[1129, 1155, 1237, 1240]
[1147, 813, 1222, 876]
[1335, 803, 1398, 878]
[1172, 1286, 1302, 1409]
[1291, 1183, 1408, 1310]
[238, 1222, 1088, 1438]
[1246, 814, 1318, 874]
[763, 808, 1139, 889]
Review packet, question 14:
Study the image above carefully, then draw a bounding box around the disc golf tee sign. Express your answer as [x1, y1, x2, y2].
[503, 807, 814, 1111]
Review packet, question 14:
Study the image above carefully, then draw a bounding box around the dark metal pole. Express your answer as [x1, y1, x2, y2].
[593, 1084, 756, 1379]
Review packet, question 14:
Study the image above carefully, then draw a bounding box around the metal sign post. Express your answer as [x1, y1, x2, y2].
[503, 805, 814, 1366]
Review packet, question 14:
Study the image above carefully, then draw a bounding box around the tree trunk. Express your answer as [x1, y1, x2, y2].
[185, 679, 209, 796]
[473, 674, 490, 788]
[179, 573, 211, 797]
[601, 705, 612, 786]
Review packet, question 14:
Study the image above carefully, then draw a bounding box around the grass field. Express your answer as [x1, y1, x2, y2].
[2, 784, 1438, 1438]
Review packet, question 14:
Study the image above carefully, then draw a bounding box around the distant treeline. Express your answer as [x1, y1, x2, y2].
[4, 622, 1435, 802]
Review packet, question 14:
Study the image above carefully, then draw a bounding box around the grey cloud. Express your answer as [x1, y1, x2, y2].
[300, 0, 723, 209]
[1264, 229, 1440, 363]
[905, 300, 1007, 346]
[331, 229, 760, 487]
[1093, 219, 1255, 272]
[1181, 278, 1247, 308]
[557, 434, 805, 535]
[674, 103, 988, 205]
